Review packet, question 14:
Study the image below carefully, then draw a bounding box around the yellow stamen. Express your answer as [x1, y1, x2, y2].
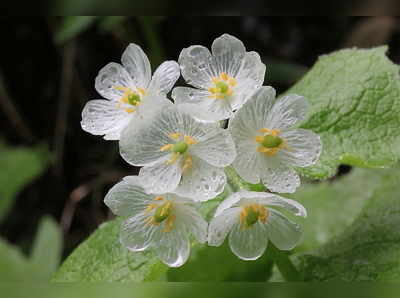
[125, 108, 135, 113]
[154, 196, 164, 201]
[184, 136, 197, 145]
[228, 77, 237, 86]
[220, 72, 229, 81]
[137, 88, 146, 96]
[255, 136, 264, 143]
[144, 203, 157, 214]
[114, 86, 130, 91]
[182, 155, 193, 172]
[169, 132, 182, 140]
[163, 214, 176, 232]
[239, 204, 269, 229]
[166, 152, 180, 165]
[160, 144, 173, 152]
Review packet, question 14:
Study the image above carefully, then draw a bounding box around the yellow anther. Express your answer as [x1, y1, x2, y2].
[114, 86, 130, 91]
[163, 214, 176, 232]
[144, 203, 157, 214]
[169, 132, 182, 140]
[240, 204, 269, 229]
[184, 136, 197, 145]
[137, 88, 146, 96]
[154, 196, 164, 201]
[220, 72, 229, 81]
[166, 152, 180, 165]
[160, 144, 173, 152]
[125, 108, 135, 113]
[255, 136, 264, 143]
[182, 155, 193, 172]
[228, 77, 237, 86]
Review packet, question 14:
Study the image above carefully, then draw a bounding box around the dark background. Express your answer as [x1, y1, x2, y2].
[1, 16, 400, 259]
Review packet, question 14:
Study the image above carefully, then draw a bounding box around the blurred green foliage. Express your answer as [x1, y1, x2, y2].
[0, 142, 49, 222]
[0, 216, 62, 281]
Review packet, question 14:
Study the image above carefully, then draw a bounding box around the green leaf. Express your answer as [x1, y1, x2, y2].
[0, 143, 49, 221]
[52, 217, 169, 282]
[0, 238, 38, 281]
[290, 47, 400, 179]
[55, 16, 98, 44]
[287, 169, 381, 252]
[293, 167, 400, 281]
[30, 216, 63, 279]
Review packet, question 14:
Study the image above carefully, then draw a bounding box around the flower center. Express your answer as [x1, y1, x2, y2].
[113, 86, 146, 113]
[208, 72, 236, 99]
[255, 128, 287, 156]
[145, 197, 176, 232]
[159, 133, 197, 172]
[240, 204, 269, 229]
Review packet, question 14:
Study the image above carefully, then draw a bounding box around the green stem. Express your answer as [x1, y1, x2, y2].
[224, 166, 267, 192]
[269, 244, 303, 281]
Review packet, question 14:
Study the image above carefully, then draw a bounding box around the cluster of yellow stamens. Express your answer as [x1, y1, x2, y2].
[255, 128, 288, 156]
[208, 72, 237, 99]
[114, 86, 146, 113]
[144, 196, 176, 232]
[239, 204, 269, 229]
[159, 133, 197, 172]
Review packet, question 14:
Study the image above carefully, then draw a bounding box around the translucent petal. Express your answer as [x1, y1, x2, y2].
[211, 34, 246, 77]
[229, 78, 261, 111]
[265, 209, 303, 250]
[104, 176, 152, 217]
[139, 157, 183, 194]
[236, 51, 266, 86]
[261, 165, 300, 194]
[179, 45, 216, 89]
[208, 207, 240, 246]
[175, 156, 226, 201]
[235, 190, 307, 217]
[173, 87, 233, 122]
[278, 129, 322, 167]
[153, 226, 190, 267]
[229, 86, 276, 136]
[148, 61, 180, 95]
[121, 43, 151, 89]
[266, 94, 310, 130]
[190, 128, 236, 167]
[95, 62, 134, 101]
[229, 221, 268, 260]
[120, 212, 156, 251]
[232, 144, 261, 184]
[214, 193, 243, 216]
[177, 203, 208, 243]
[136, 94, 173, 120]
[81, 99, 131, 140]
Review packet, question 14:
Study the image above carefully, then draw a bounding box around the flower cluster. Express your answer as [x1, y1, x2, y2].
[81, 34, 322, 267]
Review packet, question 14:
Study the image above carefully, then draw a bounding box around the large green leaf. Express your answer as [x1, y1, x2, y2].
[291, 47, 400, 179]
[0, 143, 49, 221]
[0, 216, 62, 281]
[293, 167, 400, 281]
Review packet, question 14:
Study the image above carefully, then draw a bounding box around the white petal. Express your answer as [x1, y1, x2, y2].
[81, 99, 131, 140]
[104, 176, 152, 217]
[229, 221, 268, 260]
[265, 209, 303, 250]
[175, 156, 226, 201]
[235, 190, 307, 217]
[177, 203, 208, 243]
[229, 79, 261, 111]
[211, 34, 246, 77]
[120, 212, 156, 251]
[139, 158, 182, 194]
[154, 226, 190, 267]
[173, 87, 233, 122]
[232, 145, 261, 184]
[266, 94, 310, 130]
[229, 86, 276, 138]
[95, 62, 134, 101]
[179, 45, 215, 89]
[236, 51, 266, 86]
[121, 43, 151, 89]
[190, 128, 236, 167]
[148, 61, 180, 95]
[261, 165, 300, 194]
[208, 207, 240, 246]
[278, 129, 322, 167]
[214, 193, 243, 216]
[136, 94, 173, 120]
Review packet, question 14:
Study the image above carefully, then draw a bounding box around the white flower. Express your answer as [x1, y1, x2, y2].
[208, 190, 306, 260]
[229, 86, 322, 193]
[81, 43, 180, 140]
[104, 176, 207, 267]
[119, 106, 237, 201]
[172, 34, 266, 122]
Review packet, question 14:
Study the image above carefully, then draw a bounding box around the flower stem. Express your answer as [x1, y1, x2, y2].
[224, 166, 267, 192]
[269, 244, 303, 281]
